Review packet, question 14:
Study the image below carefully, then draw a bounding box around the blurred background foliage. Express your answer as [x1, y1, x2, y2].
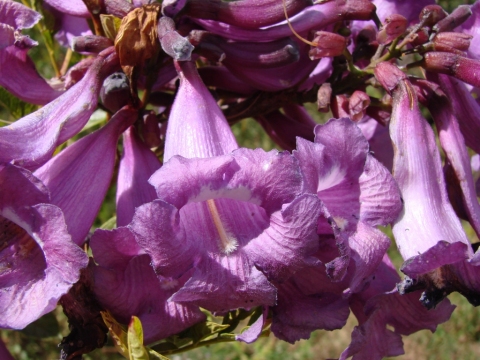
[1, 0, 480, 359]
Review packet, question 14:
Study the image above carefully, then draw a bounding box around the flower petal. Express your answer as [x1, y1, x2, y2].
[0, 46, 63, 105]
[34, 107, 138, 245]
[0, 49, 117, 170]
[164, 60, 237, 160]
[117, 127, 161, 227]
[91, 227, 205, 344]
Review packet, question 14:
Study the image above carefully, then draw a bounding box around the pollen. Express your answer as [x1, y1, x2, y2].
[206, 199, 238, 255]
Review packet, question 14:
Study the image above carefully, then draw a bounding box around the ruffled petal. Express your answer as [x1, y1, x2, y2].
[43, 0, 89, 17]
[170, 251, 277, 312]
[0, 201, 88, 329]
[270, 249, 352, 341]
[91, 228, 205, 344]
[0, 1, 41, 29]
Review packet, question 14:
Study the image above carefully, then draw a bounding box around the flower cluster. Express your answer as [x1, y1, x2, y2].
[1, 0, 480, 359]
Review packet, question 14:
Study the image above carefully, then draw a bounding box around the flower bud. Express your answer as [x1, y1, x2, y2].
[349, 91, 370, 121]
[432, 5, 472, 34]
[432, 32, 472, 52]
[376, 14, 408, 45]
[317, 83, 332, 112]
[100, 72, 132, 113]
[331, 95, 349, 118]
[411, 27, 430, 46]
[203, 35, 300, 69]
[419, 5, 448, 27]
[374, 62, 407, 94]
[308, 31, 346, 59]
[72, 35, 113, 54]
[424, 52, 480, 88]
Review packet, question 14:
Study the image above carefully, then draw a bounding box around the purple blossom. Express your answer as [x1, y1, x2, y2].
[129, 61, 322, 315]
[376, 61, 480, 308]
[0, 163, 88, 329]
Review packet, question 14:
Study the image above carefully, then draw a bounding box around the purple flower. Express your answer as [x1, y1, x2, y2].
[376, 61, 480, 308]
[340, 255, 455, 360]
[269, 118, 402, 343]
[0, 163, 88, 329]
[294, 118, 402, 291]
[129, 61, 322, 316]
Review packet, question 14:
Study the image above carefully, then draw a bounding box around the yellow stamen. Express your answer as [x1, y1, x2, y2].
[283, 0, 318, 47]
[206, 199, 238, 255]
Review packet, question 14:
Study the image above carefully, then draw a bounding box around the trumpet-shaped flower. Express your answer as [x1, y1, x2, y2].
[0, 163, 88, 329]
[376, 61, 480, 308]
[129, 61, 322, 315]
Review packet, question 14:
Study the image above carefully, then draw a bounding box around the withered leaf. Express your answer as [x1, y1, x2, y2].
[115, 3, 161, 68]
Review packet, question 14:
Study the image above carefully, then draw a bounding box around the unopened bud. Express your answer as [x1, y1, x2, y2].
[377, 14, 408, 45]
[411, 27, 430, 46]
[433, 32, 472, 52]
[100, 72, 132, 113]
[160, 31, 194, 61]
[419, 5, 448, 27]
[72, 35, 114, 53]
[432, 5, 472, 34]
[331, 95, 350, 119]
[158, 16, 194, 61]
[309, 31, 346, 59]
[374, 62, 407, 94]
[349, 91, 370, 121]
[424, 52, 480, 88]
[317, 83, 332, 112]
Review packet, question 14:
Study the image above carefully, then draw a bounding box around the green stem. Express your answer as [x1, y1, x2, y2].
[21, 0, 61, 77]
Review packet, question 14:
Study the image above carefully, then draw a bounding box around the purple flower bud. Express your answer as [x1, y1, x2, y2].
[432, 32, 472, 52]
[100, 72, 132, 113]
[374, 61, 407, 94]
[309, 31, 347, 59]
[419, 5, 448, 27]
[349, 90, 371, 121]
[377, 14, 408, 45]
[202, 35, 300, 69]
[433, 5, 472, 34]
[71, 35, 113, 53]
[158, 18, 194, 61]
[424, 52, 480, 88]
[332, 94, 350, 119]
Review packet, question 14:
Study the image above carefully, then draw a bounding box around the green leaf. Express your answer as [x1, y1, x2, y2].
[101, 311, 129, 358]
[100, 216, 117, 230]
[101, 14, 123, 41]
[0, 87, 37, 121]
[182, 321, 230, 344]
[128, 316, 149, 360]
